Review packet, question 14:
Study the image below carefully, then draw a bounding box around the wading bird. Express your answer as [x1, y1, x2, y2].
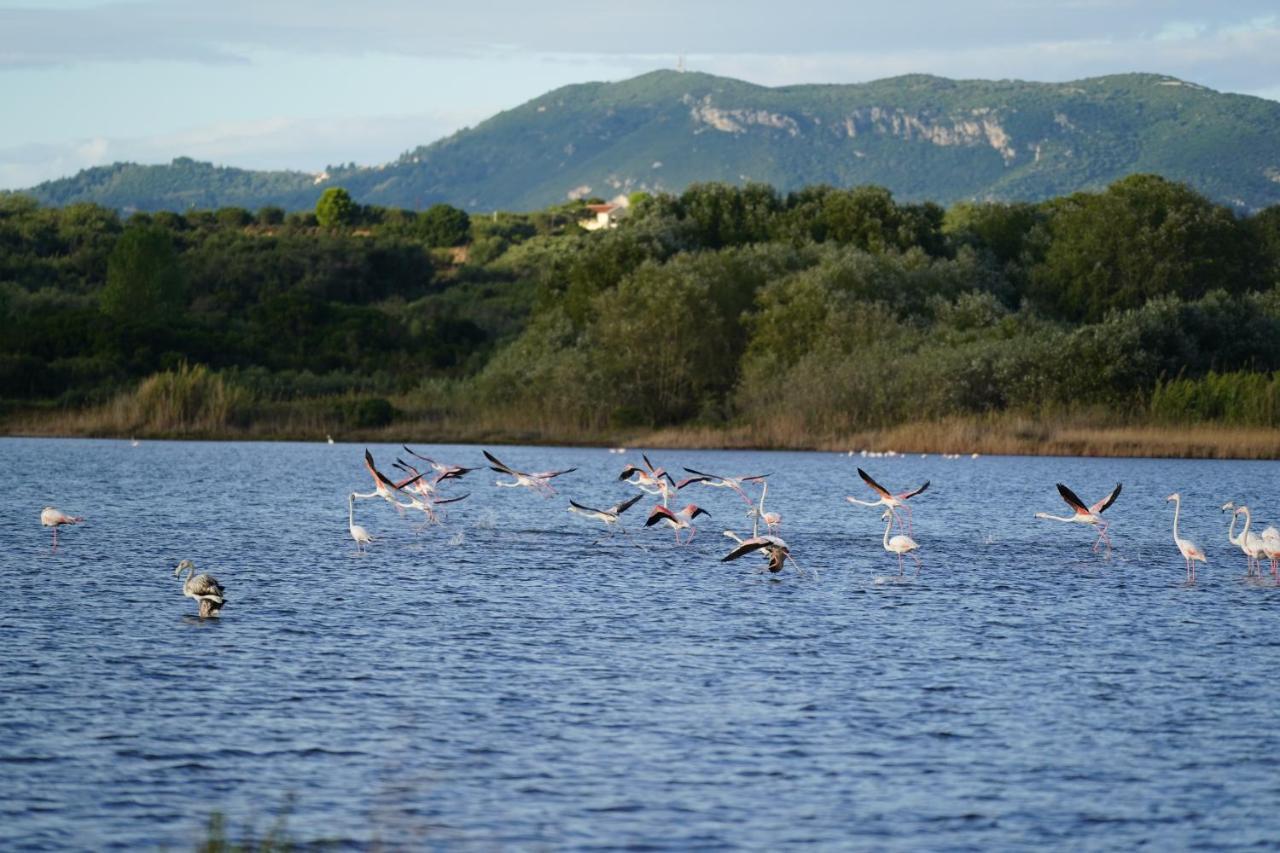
[174, 559, 226, 617]
[846, 469, 929, 533]
[348, 492, 373, 552]
[880, 509, 921, 575]
[1262, 526, 1280, 578]
[1034, 482, 1121, 556]
[484, 450, 576, 497]
[751, 479, 782, 537]
[1233, 505, 1268, 577]
[569, 493, 645, 544]
[645, 503, 709, 545]
[40, 507, 84, 550]
[1222, 502, 1268, 576]
[1166, 493, 1206, 582]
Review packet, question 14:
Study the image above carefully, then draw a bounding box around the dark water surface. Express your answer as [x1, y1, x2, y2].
[2, 438, 1279, 850]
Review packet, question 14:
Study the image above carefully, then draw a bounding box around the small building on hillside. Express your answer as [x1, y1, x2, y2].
[579, 196, 630, 231]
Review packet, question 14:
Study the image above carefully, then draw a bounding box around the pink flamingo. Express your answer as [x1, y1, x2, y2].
[41, 507, 84, 550]
[880, 509, 921, 575]
[354, 449, 423, 510]
[401, 445, 479, 483]
[1034, 482, 1121, 556]
[484, 450, 576, 497]
[846, 468, 929, 533]
[645, 503, 710, 545]
[1166, 493, 1206, 582]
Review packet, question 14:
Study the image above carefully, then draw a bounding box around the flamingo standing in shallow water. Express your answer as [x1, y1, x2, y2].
[879, 509, 921, 575]
[1232, 505, 1268, 577]
[1034, 482, 1122, 556]
[40, 507, 84, 550]
[645, 503, 709, 544]
[1222, 502, 1269, 576]
[484, 450, 576, 497]
[174, 559, 226, 617]
[1166, 493, 1206, 582]
[348, 493, 374, 552]
[846, 469, 929, 534]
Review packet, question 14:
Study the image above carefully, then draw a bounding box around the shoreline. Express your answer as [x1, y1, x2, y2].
[4, 415, 1278, 459]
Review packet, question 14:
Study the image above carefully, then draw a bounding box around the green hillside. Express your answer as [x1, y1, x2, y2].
[17, 70, 1280, 212]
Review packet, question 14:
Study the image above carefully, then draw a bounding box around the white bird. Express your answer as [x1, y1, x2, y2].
[1262, 526, 1280, 578]
[880, 509, 921, 575]
[846, 468, 929, 534]
[1233, 505, 1268, 576]
[644, 503, 709, 545]
[681, 466, 768, 510]
[1034, 482, 1121, 556]
[40, 506, 84, 550]
[751, 479, 782, 537]
[1222, 502, 1268, 576]
[348, 492, 373, 552]
[174, 559, 226, 617]
[484, 450, 576, 497]
[1166, 493, 1206, 582]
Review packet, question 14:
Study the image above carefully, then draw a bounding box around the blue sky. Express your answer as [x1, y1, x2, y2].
[2, 1, 1278, 190]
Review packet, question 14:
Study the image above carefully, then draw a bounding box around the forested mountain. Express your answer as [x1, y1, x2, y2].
[17, 70, 1280, 213]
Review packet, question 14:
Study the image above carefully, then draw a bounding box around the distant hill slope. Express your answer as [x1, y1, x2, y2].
[18, 70, 1280, 212]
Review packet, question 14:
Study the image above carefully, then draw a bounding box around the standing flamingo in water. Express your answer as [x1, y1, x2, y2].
[40, 507, 84, 550]
[173, 560, 226, 617]
[1232, 505, 1268, 577]
[846, 469, 928, 533]
[1034, 482, 1121, 557]
[1166, 493, 1206, 582]
[750, 479, 781, 537]
[1222, 502, 1269, 576]
[880, 509, 921, 575]
[348, 493, 373, 552]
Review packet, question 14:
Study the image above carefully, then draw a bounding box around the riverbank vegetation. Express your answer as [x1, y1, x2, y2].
[3, 175, 1279, 456]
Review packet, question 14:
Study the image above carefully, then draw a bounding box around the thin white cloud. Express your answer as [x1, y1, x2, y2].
[0, 111, 469, 189]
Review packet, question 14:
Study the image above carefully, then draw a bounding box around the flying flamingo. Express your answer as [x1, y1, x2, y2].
[644, 503, 709, 545]
[1166, 493, 1207, 582]
[623, 455, 704, 506]
[354, 449, 423, 509]
[484, 450, 577, 497]
[681, 467, 768, 510]
[401, 445, 479, 483]
[568, 493, 645, 543]
[174, 559, 226, 617]
[40, 507, 84, 550]
[721, 532, 795, 574]
[879, 509, 921, 575]
[1034, 482, 1121, 556]
[348, 492, 374, 552]
[846, 468, 929, 533]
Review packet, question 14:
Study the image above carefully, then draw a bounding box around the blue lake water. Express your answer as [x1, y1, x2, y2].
[2, 437, 1279, 850]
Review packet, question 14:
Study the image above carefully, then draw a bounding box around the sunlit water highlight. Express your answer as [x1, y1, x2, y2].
[2, 438, 1278, 849]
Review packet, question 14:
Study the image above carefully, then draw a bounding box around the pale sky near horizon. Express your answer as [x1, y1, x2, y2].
[1, 1, 1278, 190]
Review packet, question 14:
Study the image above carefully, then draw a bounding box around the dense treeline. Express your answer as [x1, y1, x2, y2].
[2, 174, 1279, 439]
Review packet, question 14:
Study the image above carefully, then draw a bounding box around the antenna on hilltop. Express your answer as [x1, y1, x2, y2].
[677, 54, 685, 73]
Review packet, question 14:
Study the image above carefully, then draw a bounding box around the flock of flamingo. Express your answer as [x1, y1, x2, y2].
[36, 446, 1280, 617]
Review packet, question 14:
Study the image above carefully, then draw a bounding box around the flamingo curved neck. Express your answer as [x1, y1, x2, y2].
[883, 514, 893, 549]
[1170, 495, 1182, 539]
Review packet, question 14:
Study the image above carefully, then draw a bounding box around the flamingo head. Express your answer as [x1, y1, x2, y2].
[1165, 493, 1179, 502]
[1221, 501, 1235, 512]
[174, 559, 195, 576]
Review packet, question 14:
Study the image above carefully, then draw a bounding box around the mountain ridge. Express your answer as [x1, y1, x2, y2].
[15, 69, 1280, 212]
